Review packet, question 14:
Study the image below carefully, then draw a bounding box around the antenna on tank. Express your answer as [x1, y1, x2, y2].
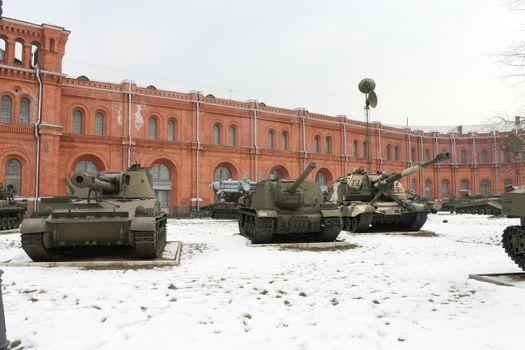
[358, 78, 378, 173]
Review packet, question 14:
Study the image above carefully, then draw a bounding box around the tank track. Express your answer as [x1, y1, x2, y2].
[405, 212, 428, 231]
[502, 225, 525, 271]
[0, 212, 23, 231]
[238, 213, 274, 243]
[344, 213, 373, 233]
[21, 233, 57, 262]
[211, 209, 239, 220]
[315, 217, 342, 242]
[134, 216, 167, 259]
[456, 205, 501, 215]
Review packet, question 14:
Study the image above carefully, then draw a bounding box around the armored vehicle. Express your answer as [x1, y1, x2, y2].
[20, 165, 167, 261]
[330, 152, 450, 232]
[0, 184, 27, 230]
[453, 195, 502, 215]
[237, 163, 341, 243]
[501, 186, 525, 270]
[209, 178, 256, 219]
[406, 189, 442, 213]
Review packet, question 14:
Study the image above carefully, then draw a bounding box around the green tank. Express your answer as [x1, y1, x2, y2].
[501, 186, 525, 270]
[237, 162, 341, 243]
[208, 178, 256, 219]
[330, 152, 450, 232]
[20, 164, 167, 261]
[0, 184, 27, 231]
[452, 194, 502, 215]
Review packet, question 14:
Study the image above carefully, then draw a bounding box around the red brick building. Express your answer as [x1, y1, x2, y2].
[0, 16, 523, 215]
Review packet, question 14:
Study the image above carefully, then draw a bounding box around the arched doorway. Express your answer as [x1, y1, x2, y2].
[214, 166, 231, 181]
[152, 163, 171, 214]
[5, 159, 22, 194]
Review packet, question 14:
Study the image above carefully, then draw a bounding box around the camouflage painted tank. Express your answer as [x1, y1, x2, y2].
[237, 163, 341, 243]
[501, 186, 525, 270]
[451, 192, 502, 215]
[0, 184, 27, 231]
[20, 165, 167, 261]
[330, 152, 450, 232]
[208, 178, 256, 219]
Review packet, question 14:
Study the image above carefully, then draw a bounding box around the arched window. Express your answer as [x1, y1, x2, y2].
[215, 166, 231, 181]
[461, 179, 469, 191]
[424, 149, 431, 161]
[386, 145, 391, 160]
[152, 163, 170, 183]
[74, 160, 97, 173]
[480, 179, 491, 196]
[411, 147, 417, 162]
[504, 149, 511, 163]
[280, 132, 288, 151]
[229, 126, 236, 146]
[0, 38, 5, 62]
[148, 117, 157, 140]
[325, 137, 332, 154]
[424, 179, 432, 198]
[460, 150, 467, 164]
[72, 109, 83, 134]
[313, 135, 320, 153]
[268, 130, 275, 149]
[315, 171, 327, 186]
[394, 145, 400, 161]
[442, 180, 450, 199]
[353, 140, 358, 157]
[151, 163, 171, 214]
[1, 95, 12, 123]
[19, 98, 30, 124]
[95, 112, 104, 136]
[270, 168, 283, 180]
[363, 142, 368, 159]
[167, 120, 175, 141]
[480, 149, 489, 164]
[14, 41, 23, 64]
[5, 159, 22, 194]
[213, 123, 221, 144]
[411, 179, 417, 192]
[31, 44, 39, 68]
[504, 178, 513, 188]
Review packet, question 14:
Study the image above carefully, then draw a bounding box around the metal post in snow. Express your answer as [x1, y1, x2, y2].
[0, 270, 9, 350]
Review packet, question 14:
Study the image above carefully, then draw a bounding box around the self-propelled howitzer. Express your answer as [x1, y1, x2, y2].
[237, 162, 341, 243]
[331, 152, 450, 232]
[20, 165, 167, 261]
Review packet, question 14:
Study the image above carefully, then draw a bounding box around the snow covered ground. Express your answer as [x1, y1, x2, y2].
[2, 214, 524, 350]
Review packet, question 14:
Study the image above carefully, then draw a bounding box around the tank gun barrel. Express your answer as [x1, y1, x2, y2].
[287, 162, 316, 194]
[63, 177, 76, 195]
[71, 172, 116, 193]
[375, 152, 451, 187]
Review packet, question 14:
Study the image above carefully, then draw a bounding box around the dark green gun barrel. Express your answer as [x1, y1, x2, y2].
[71, 172, 117, 193]
[287, 162, 317, 194]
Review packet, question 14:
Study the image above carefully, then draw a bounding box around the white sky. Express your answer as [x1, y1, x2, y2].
[4, 0, 525, 126]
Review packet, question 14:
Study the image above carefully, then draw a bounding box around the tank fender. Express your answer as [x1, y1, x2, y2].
[256, 210, 278, 218]
[320, 209, 341, 217]
[130, 216, 156, 232]
[342, 204, 375, 217]
[20, 218, 48, 234]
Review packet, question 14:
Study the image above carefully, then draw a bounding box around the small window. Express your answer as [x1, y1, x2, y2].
[1, 95, 12, 123]
[73, 109, 83, 134]
[480, 149, 488, 164]
[480, 180, 491, 196]
[0, 38, 5, 62]
[31, 44, 39, 68]
[442, 180, 450, 199]
[460, 150, 467, 164]
[386, 145, 391, 160]
[504, 178, 513, 188]
[325, 137, 332, 155]
[74, 160, 97, 173]
[504, 149, 511, 163]
[149, 117, 157, 140]
[424, 180, 432, 198]
[229, 126, 236, 146]
[353, 141, 358, 157]
[280, 132, 288, 151]
[213, 124, 221, 145]
[270, 168, 283, 180]
[168, 120, 175, 141]
[424, 149, 431, 161]
[14, 41, 23, 64]
[394, 145, 400, 161]
[19, 98, 30, 124]
[314, 136, 320, 153]
[411, 179, 417, 192]
[411, 147, 417, 162]
[95, 112, 104, 136]
[315, 171, 327, 186]
[5, 159, 22, 194]
[268, 130, 274, 149]
[461, 179, 468, 191]
[215, 166, 231, 181]
[49, 39, 55, 53]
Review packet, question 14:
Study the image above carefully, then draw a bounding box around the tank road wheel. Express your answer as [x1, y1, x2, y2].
[315, 217, 342, 242]
[238, 214, 247, 236]
[12, 217, 20, 229]
[350, 214, 373, 233]
[502, 225, 525, 271]
[0, 218, 7, 231]
[485, 208, 493, 215]
[6, 217, 13, 230]
[21, 233, 57, 262]
[458, 209, 465, 214]
[250, 218, 274, 244]
[405, 213, 428, 231]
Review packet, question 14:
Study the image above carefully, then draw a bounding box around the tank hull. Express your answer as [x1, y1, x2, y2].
[453, 198, 502, 215]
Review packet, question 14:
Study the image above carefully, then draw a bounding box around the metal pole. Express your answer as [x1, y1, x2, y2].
[0, 270, 9, 350]
[365, 104, 371, 173]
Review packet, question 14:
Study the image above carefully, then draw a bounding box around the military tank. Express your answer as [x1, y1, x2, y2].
[501, 186, 525, 270]
[20, 164, 167, 261]
[405, 189, 442, 213]
[208, 178, 256, 219]
[0, 184, 27, 231]
[330, 152, 450, 232]
[237, 162, 341, 243]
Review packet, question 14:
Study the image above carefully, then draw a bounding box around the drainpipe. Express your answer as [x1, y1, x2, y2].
[493, 132, 499, 193]
[472, 134, 477, 195]
[33, 65, 43, 211]
[196, 93, 201, 211]
[302, 116, 307, 169]
[434, 136, 439, 199]
[127, 82, 132, 167]
[419, 136, 424, 194]
[407, 129, 412, 189]
[452, 133, 457, 198]
[343, 121, 347, 172]
[377, 127, 382, 171]
[253, 106, 258, 180]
